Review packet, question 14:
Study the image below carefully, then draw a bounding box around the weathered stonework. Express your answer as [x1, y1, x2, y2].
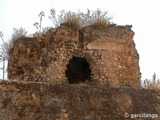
[8, 24, 141, 88]
[0, 80, 160, 120]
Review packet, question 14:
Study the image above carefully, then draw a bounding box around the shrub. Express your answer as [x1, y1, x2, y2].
[48, 9, 112, 28]
[81, 9, 112, 27]
[0, 28, 27, 60]
[11, 28, 27, 42]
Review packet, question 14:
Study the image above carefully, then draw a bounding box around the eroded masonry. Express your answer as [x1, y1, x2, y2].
[8, 24, 141, 88]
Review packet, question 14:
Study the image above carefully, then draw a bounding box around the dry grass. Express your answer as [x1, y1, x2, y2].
[49, 9, 112, 29]
[142, 73, 160, 91]
[144, 80, 160, 92]
[9, 28, 27, 48]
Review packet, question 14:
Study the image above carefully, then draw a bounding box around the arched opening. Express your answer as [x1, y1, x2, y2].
[65, 56, 91, 84]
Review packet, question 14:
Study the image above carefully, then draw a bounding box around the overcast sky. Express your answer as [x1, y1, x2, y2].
[0, 0, 160, 80]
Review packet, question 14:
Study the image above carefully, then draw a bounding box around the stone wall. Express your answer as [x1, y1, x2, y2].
[8, 24, 141, 88]
[0, 80, 159, 120]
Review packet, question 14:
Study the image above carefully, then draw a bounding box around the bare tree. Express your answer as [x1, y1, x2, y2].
[0, 31, 8, 79]
[0, 28, 27, 79]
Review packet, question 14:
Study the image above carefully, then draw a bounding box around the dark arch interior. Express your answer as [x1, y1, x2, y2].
[65, 56, 91, 84]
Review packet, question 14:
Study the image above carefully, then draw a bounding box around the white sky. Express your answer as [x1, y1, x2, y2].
[0, 0, 160, 80]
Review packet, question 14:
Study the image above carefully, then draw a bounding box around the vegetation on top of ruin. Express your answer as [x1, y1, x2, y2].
[48, 9, 113, 29]
[0, 9, 113, 61]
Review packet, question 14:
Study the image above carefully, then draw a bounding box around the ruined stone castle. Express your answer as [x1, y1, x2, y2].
[8, 24, 141, 88]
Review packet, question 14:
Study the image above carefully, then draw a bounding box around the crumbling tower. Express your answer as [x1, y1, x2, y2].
[8, 24, 141, 88]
